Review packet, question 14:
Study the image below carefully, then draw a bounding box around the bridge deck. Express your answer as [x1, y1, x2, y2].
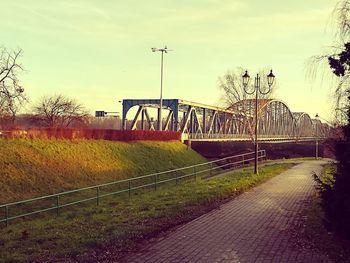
[186, 136, 320, 143]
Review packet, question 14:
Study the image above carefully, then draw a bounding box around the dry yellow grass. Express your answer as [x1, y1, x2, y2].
[0, 139, 207, 203]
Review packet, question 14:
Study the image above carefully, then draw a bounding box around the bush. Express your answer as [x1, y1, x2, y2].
[331, 141, 350, 238]
[315, 95, 350, 240]
[1, 128, 181, 141]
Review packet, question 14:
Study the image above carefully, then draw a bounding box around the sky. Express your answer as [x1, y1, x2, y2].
[0, 0, 339, 121]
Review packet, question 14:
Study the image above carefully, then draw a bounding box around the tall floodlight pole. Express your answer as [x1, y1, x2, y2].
[151, 46, 173, 131]
[242, 70, 275, 174]
[315, 113, 319, 160]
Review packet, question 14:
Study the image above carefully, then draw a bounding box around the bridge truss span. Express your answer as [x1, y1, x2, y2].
[230, 99, 296, 139]
[122, 98, 330, 141]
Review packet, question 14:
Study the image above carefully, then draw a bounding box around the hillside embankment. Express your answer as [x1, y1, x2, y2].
[0, 139, 207, 203]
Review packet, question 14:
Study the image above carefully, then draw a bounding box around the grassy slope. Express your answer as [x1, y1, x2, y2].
[0, 163, 295, 262]
[0, 139, 207, 203]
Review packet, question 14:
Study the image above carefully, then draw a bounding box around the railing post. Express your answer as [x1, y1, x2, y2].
[128, 180, 131, 197]
[96, 187, 100, 206]
[154, 174, 157, 190]
[56, 195, 60, 216]
[5, 205, 9, 227]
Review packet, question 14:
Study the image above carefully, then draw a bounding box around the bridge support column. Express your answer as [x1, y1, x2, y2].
[203, 108, 207, 134]
[141, 109, 145, 130]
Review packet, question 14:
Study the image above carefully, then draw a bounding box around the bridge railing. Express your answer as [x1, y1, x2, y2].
[0, 150, 266, 226]
[189, 133, 253, 140]
[188, 133, 295, 140]
[188, 133, 324, 141]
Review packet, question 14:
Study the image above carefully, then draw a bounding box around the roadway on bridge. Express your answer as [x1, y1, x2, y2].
[121, 160, 331, 263]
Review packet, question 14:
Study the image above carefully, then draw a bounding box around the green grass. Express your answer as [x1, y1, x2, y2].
[265, 157, 318, 163]
[304, 163, 350, 263]
[0, 163, 295, 263]
[318, 162, 336, 186]
[0, 139, 208, 203]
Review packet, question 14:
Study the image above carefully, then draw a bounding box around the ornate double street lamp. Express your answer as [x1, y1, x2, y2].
[315, 113, 319, 160]
[242, 70, 275, 174]
[151, 46, 173, 131]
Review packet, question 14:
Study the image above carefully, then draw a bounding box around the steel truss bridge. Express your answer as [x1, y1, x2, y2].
[122, 99, 330, 142]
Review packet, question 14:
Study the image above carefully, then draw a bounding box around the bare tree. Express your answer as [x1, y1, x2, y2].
[33, 94, 89, 128]
[218, 67, 276, 108]
[334, 0, 350, 41]
[0, 47, 27, 127]
[333, 1, 350, 123]
[307, 0, 350, 123]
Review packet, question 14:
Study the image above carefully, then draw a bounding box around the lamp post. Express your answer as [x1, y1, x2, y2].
[151, 46, 172, 131]
[315, 113, 319, 160]
[242, 70, 275, 174]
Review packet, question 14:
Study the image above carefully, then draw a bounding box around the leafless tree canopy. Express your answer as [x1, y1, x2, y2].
[0, 47, 27, 126]
[307, 1, 350, 124]
[334, 0, 350, 41]
[334, 1, 350, 123]
[218, 67, 276, 108]
[33, 95, 88, 128]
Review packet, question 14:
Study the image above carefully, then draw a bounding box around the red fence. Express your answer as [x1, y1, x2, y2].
[0, 128, 181, 141]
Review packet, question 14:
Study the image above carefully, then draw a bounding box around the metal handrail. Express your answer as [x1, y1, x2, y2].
[0, 150, 266, 226]
[188, 133, 326, 140]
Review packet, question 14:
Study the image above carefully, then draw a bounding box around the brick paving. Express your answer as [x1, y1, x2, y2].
[122, 160, 331, 263]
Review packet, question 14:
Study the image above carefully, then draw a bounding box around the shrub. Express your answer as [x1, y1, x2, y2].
[2, 128, 181, 141]
[315, 94, 350, 240]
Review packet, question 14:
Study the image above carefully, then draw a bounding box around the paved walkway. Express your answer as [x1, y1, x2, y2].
[122, 160, 331, 263]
